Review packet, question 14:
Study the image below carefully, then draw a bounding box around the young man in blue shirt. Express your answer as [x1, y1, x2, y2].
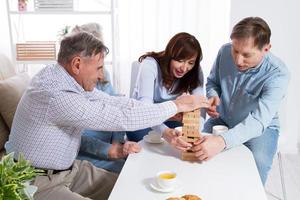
[192, 17, 290, 185]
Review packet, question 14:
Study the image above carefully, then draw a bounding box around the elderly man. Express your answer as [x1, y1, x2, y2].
[5, 32, 209, 200]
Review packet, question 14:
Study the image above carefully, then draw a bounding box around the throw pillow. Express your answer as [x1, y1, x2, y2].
[0, 73, 30, 129]
[0, 115, 9, 150]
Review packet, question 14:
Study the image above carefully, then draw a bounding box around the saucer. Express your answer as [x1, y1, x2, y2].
[143, 135, 164, 144]
[150, 180, 175, 193]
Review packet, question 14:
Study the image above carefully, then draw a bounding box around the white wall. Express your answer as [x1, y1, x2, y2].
[230, 0, 300, 153]
[0, 0, 12, 59]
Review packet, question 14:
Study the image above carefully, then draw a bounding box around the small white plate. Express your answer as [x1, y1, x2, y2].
[150, 180, 176, 193]
[143, 135, 164, 144]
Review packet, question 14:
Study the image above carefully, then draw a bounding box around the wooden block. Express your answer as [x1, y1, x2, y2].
[182, 136, 199, 143]
[182, 118, 200, 124]
[181, 151, 198, 161]
[181, 108, 202, 161]
[182, 126, 200, 138]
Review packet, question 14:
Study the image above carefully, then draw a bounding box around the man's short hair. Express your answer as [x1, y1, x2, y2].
[58, 32, 109, 66]
[230, 17, 271, 49]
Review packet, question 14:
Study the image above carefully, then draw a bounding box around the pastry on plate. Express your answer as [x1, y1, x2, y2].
[167, 194, 201, 200]
[181, 194, 201, 200]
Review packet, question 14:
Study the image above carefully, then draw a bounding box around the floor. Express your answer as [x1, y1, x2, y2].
[265, 153, 300, 200]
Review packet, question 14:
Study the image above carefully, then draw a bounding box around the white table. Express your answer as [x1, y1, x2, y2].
[108, 138, 267, 200]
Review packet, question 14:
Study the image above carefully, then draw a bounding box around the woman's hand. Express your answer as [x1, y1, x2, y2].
[162, 128, 192, 151]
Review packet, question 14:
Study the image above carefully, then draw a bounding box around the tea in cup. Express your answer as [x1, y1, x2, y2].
[156, 171, 177, 189]
[212, 125, 228, 135]
[148, 131, 161, 142]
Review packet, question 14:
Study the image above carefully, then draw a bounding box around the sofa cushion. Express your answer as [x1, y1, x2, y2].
[0, 54, 16, 80]
[0, 73, 30, 129]
[0, 115, 9, 151]
[0, 54, 17, 152]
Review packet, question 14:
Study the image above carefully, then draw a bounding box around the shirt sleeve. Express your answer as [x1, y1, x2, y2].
[206, 48, 222, 98]
[221, 69, 290, 148]
[134, 58, 169, 135]
[80, 132, 111, 160]
[112, 132, 125, 143]
[48, 90, 177, 132]
[134, 58, 157, 103]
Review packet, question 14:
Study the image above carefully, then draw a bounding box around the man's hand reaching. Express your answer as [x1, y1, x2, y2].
[122, 141, 141, 157]
[173, 94, 209, 113]
[108, 142, 141, 159]
[207, 96, 220, 118]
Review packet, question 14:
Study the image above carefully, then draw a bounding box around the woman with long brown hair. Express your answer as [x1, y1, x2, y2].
[127, 32, 206, 143]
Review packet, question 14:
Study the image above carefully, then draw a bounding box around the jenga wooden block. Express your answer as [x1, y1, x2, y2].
[182, 136, 199, 143]
[183, 130, 199, 137]
[181, 108, 201, 161]
[182, 119, 200, 124]
[181, 151, 198, 161]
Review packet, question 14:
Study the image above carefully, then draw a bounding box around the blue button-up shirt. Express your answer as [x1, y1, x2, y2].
[206, 43, 290, 148]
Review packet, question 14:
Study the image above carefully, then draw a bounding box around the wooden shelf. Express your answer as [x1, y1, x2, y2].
[16, 60, 113, 65]
[16, 41, 56, 61]
[6, 0, 119, 90]
[9, 11, 111, 15]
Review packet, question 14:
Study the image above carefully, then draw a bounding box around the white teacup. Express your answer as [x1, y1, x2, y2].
[212, 125, 229, 135]
[156, 171, 177, 189]
[147, 131, 161, 142]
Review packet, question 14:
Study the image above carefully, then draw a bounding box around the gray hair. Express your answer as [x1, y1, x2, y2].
[71, 23, 104, 42]
[58, 32, 109, 66]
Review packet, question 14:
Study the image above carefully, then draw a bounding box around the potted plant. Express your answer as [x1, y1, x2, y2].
[0, 153, 44, 200]
[57, 25, 71, 39]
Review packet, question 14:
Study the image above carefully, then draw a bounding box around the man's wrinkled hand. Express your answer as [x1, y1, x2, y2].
[108, 143, 124, 159]
[122, 141, 141, 157]
[173, 94, 209, 113]
[207, 96, 220, 118]
[191, 135, 225, 161]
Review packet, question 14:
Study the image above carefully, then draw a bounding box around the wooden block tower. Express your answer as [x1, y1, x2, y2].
[181, 109, 201, 161]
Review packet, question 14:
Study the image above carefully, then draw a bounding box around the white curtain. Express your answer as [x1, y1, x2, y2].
[114, 0, 231, 95]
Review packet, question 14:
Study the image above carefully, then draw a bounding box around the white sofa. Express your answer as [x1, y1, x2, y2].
[0, 54, 30, 156]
